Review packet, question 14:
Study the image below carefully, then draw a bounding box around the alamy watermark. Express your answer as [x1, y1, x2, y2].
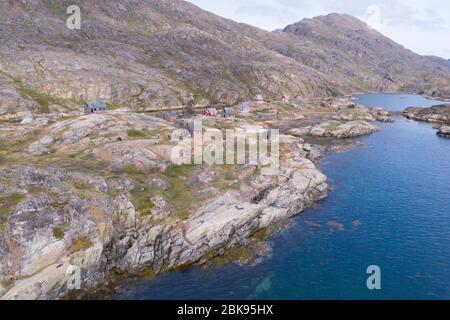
[170, 119, 280, 175]
[66, 264, 81, 291]
[366, 265, 381, 290]
[66, 5, 81, 30]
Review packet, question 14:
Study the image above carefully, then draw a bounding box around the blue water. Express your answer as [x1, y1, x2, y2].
[115, 94, 450, 300]
[356, 93, 448, 111]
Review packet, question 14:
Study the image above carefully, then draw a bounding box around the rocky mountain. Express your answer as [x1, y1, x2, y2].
[3, 1, 450, 300]
[0, 0, 449, 116]
[276, 14, 450, 97]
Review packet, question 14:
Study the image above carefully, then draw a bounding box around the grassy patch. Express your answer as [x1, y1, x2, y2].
[39, 153, 111, 176]
[106, 103, 121, 110]
[0, 132, 40, 154]
[160, 165, 197, 219]
[1, 278, 15, 291]
[162, 164, 195, 178]
[52, 227, 65, 240]
[72, 179, 88, 190]
[0, 193, 24, 226]
[0, 152, 6, 165]
[52, 222, 69, 239]
[130, 184, 155, 217]
[340, 108, 371, 118]
[70, 237, 93, 253]
[127, 129, 153, 139]
[122, 164, 199, 220]
[12, 79, 64, 114]
[121, 163, 144, 176]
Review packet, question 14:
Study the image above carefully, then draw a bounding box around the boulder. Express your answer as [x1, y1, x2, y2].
[437, 126, 450, 138]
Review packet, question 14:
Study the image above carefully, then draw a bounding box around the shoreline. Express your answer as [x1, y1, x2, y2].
[0, 94, 413, 300]
[349, 90, 450, 102]
[0, 109, 333, 300]
[77, 137, 365, 300]
[110, 115, 450, 300]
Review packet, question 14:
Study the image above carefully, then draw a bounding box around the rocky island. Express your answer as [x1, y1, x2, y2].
[403, 104, 450, 137]
[1, 0, 450, 300]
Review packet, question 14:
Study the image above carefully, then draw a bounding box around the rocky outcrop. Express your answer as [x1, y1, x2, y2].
[403, 104, 450, 123]
[290, 120, 378, 139]
[0, 136, 328, 300]
[371, 108, 394, 122]
[27, 112, 173, 156]
[331, 107, 376, 122]
[437, 126, 450, 138]
[331, 106, 393, 123]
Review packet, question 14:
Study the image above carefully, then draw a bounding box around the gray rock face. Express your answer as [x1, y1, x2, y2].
[331, 107, 376, 122]
[331, 106, 393, 123]
[2, 0, 447, 300]
[0, 148, 328, 300]
[1, 1, 450, 117]
[281, 13, 450, 98]
[0, 0, 339, 114]
[299, 120, 378, 139]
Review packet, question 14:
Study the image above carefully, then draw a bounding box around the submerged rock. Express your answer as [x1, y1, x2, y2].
[437, 126, 450, 138]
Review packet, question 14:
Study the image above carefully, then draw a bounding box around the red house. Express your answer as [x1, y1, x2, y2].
[202, 108, 218, 116]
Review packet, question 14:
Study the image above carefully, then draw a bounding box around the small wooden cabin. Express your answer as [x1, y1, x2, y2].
[84, 101, 107, 114]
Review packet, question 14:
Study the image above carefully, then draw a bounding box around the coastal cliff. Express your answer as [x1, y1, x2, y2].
[0, 127, 328, 299]
[0, 95, 389, 299]
[1, 0, 449, 300]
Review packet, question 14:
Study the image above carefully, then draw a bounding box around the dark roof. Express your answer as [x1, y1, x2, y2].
[223, 107, 235, 114]
[86, 101, 107, 109]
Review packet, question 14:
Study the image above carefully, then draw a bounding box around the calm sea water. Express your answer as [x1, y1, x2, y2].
[115, 94, 450, 300]
[356, 93, 449, 111]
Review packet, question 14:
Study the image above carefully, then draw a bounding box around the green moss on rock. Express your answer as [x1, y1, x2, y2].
[70, 237, 93, 253]
[12, 79, 64, 114]
[130, 184, 155, 216]
[0, 193, 24, 226]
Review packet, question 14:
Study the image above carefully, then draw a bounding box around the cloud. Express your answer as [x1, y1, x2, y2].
[365, 4, 382, 30]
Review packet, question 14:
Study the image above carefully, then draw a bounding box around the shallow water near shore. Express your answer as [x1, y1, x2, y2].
[114, 94, 450, 300]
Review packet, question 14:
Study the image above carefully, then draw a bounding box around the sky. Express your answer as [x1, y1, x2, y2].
[186, 0, 450, 58]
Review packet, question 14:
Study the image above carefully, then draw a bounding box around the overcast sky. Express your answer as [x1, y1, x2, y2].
[186, 0, 450, 58]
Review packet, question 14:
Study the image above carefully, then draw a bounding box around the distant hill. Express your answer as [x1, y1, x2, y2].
[276, 13, 450, 97]
[1, 0, 450, 115]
